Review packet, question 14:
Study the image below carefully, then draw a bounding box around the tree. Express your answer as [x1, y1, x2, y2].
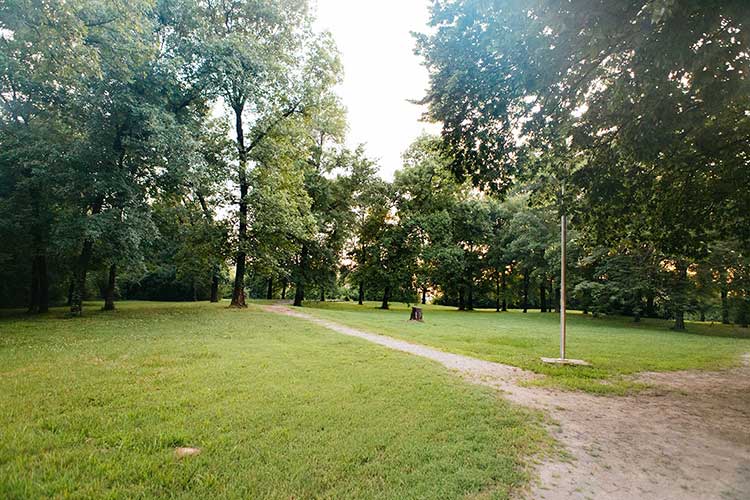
[248, 125, 314, 305]
[368, 217, 420, 310]
[189, 120, 234, 302]
[345, 148, 387, 305]
[504, 196, 555, 313]
[574, 246, 659, 321]
[418, 0, 750, 329]
[392, 135, 469, 308]
[71, 0, 222, 315]
[200, 1, 343, 308]
[282, 48, 355, 307]
[0, 0, 119, 312]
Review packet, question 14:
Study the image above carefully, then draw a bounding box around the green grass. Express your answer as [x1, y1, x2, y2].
[300, 301, 750, 395]
[0, 301, 548, 499]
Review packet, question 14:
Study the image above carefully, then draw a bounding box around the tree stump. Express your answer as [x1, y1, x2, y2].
[410, 307, 423, 322]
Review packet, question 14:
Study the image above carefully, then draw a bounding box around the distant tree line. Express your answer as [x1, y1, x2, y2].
[271, 134, 749, 330]
[1, 0, 749, 331]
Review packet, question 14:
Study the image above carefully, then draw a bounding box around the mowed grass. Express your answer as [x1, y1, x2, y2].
[300, 301, 750, 394]
[0, 301, 548, 499]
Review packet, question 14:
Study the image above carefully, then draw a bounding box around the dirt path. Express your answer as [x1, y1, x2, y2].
[263, 304, 750, 500]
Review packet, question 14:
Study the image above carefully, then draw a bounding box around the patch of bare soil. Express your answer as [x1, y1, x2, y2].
[263, 304, 750, 499]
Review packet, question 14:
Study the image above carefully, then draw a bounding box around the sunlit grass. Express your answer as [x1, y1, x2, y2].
[300, 301, 750, 395]
[0, 301, 548, 499]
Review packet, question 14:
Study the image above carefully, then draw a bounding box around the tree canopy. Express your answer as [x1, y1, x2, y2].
[1, 0, 748, 331]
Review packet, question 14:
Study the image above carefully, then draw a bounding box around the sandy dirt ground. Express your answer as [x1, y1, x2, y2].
[263, 304, 750, 500]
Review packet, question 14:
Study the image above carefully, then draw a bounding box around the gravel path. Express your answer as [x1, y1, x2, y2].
[264, 304, 750, 500]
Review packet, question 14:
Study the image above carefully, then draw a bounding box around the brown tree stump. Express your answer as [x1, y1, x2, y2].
[410, 307, 423, 321]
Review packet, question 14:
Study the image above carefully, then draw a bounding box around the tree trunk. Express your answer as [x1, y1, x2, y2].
[421, 287, 427, 305]
[700, 310, 706, 322]
[495, 272, 500, 312]
[281, 279, 287, 300]
[293, 285, 304, 307]
[70, 199, 103, 316]
[522, 271, 530, 313]
[69, 245, 95, 318]
[320, 286, 325, 302]
[70, 240, 94, 316]
[266, 278, 273, 300]
[293, 245, 308, 307]
[740, 296, 749, 328]
[28, 196, 48, 313]
[540, 282, 547, 312]
[720, 276, 729, 324]
[210, 272, 220, 303]
[672, 260, 688, 331]
[501, 270, 507, 311]
[231, 104, 248, 308]
[380, 286, 390, 310]
[196, 193, 221, 304]
[358, 281, 364, 305]
[466, 277, 474, 311]
[103, 263, 116, 311]
[409, 307, 423, 321]
[645, 293, 655, 318]
[673, 309, 685, 330]
[458, 287, 465, 311]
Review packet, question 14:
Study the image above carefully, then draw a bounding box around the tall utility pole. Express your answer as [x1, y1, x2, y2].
[541, 179, 588, 366]
[560, 210, 567, 360]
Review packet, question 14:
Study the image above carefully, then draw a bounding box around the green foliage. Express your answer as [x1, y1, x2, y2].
[0, 0, 354, 312]
[2, 0, 748, 334]
[417, 0, 750, 328]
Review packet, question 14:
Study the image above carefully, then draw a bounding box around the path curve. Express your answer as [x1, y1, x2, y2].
[264, 304, 750, 500]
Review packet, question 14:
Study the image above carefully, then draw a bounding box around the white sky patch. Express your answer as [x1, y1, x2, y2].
[313, 0, 441, 180]
[572, 103, 589, 118]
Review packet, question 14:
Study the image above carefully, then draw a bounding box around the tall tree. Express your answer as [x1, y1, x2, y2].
[201, 0, 330, 308]
[345, 148, 387, 305]
[0, 0, 116, 312]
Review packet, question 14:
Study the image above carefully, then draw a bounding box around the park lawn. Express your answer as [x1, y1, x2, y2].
[300, 301, 750, 395]
[0, 301, 548, 500]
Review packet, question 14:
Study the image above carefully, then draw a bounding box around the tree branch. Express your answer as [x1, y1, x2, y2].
[245, 100, 303, 152]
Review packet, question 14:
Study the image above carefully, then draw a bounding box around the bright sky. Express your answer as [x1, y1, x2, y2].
[314, 0, 440, 180]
